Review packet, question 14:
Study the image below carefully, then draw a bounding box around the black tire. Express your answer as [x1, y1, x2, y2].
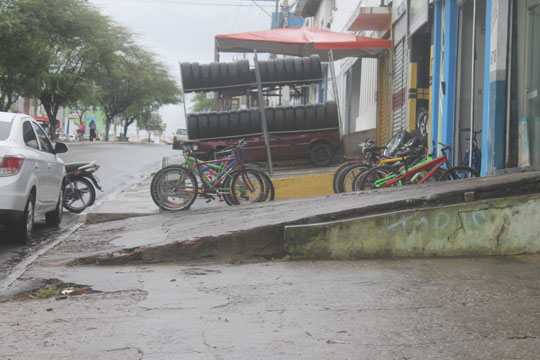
[302, 56, 313, 81]
[150, 165, 198, 211]
[13, 193, 34, 243]
[284, 106, 296, 131]
[219, 62, 230, 87]
[209, 62, 220, 88]
[275, 58, 286, 82]
[191, 62, 201, 91]
[416, 107, 429, 137]
[305, 104, 316, 128]
[228, 62, 240, 86]
[315, 104, 326, 129]
[187, 114, 200, 140]
[45, 185, 64, 226]
[239, 110, 251, 135]
[265, 108, 277, 132]
[311, 55, 322, 80]
[229, 111, 241, 136]
[64, 177, 96, 213]
[266, 59, 277, 85]
[326, 101, 339, 128]
[198, 113, 210, 139]
[249, 109, 262, 133]
[258, 60, 268, 83]
[180, 63, 193, 92]
[274, 107, 286, 131]
[438, 166, 480, 181]
[337, 163, 371, 193]
[238, 59, 251, 85]
[208, 112, 219, 138]
[230, 169, 266, 205]
[284, 58, 295, 81]
[309, 142, 335, 167]
[355, 165, 401, 191]
[293, 57, 303, 81]
[221, 174, 236, 206]
[295, 106, 308, 130]
[200, 64, 211, 90]
[218, 112, 230, 137]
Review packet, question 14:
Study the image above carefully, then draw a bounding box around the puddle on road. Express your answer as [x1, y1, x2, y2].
[9, 279, 101, 302]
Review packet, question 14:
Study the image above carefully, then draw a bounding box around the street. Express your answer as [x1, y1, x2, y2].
[0, 142, 179, 284]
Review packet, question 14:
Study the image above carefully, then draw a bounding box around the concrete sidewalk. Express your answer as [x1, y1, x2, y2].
[1, 171, 540, 359]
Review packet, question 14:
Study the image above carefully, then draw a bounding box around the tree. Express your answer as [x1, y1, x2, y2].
[96, 44, 182, 141]
[0, 0, 49, 111]
[15, 0, 114, 138]
[191, 92, 214, 112]
[137, 111, 163, 141]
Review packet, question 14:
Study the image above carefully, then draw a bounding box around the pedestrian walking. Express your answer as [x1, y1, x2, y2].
[89, 120, 97, 142]
[78, 122, 86, 141]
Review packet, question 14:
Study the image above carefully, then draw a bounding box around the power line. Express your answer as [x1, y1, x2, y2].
[250, 0, 272, 17]
[93, 0, 275, 7]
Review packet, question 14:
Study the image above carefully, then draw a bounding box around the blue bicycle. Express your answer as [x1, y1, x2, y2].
[459, 128, 481, 174]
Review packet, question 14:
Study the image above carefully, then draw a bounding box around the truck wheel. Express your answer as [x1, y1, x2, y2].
[200, 64, 211, 90]
[315, 104, 326, 128]
[293, 58, 303, 81]
[305, 105, 316, 128]
[265, 108, 276, 131]
[284, 58, 295, 80]
[239, 110, 251, 135]
[274, 107, 286, 131]
[238, 59, 251, 85]
[218, 113, 231, 137]
[284, 106, 297, 131]
[266, 60, 277, 85]
[309, 142, 335, 167]
[258, 60, 268, 83]
[250, 109, 262, 133]
[209, 62, 220, 89]
[275, 58, 286, 82]
[208, 112, 219, 138]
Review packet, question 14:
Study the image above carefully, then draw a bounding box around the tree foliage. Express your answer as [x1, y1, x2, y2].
[191, 93, 214, 112]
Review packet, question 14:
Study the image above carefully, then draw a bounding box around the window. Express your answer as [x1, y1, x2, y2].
[31, 122, 54, 153]
[23, 121, 39, 150]
[0, 121, 12, 140]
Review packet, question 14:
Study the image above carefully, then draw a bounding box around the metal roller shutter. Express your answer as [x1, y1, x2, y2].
[392, 39, 408, 137]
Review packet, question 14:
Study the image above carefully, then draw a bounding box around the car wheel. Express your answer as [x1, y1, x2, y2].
[45, 186, 64, 226]
[13, 193, 35, 243]
[309, 142, 335, 167]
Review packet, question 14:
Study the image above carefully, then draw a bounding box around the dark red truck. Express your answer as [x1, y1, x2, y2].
[183, 101, 341, 167]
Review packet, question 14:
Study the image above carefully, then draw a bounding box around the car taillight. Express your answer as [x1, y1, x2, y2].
[0, 155, 25, 176]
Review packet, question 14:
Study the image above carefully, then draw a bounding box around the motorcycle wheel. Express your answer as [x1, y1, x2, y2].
[64, 177, 96, 213]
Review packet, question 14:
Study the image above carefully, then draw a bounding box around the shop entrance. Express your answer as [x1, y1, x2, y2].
[454, 0, 486, 171]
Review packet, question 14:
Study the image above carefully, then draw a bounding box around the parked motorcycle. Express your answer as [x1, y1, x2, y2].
[64, 161, 103, 213]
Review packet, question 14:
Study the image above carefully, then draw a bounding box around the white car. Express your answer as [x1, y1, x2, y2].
[0, 112, 68, 242]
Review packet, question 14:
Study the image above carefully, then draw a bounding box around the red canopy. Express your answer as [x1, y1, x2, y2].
[215, 27, 391, 61]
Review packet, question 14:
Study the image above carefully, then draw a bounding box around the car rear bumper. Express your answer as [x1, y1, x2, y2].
[0, 175, 29, 213]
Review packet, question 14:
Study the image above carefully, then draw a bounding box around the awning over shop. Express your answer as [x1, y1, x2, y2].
[215, 26, 391, 61]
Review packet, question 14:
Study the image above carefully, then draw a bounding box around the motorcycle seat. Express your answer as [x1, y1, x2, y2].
[65, 162, 92, 173]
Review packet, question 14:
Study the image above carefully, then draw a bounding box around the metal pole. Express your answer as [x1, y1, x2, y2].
[275, 0, 279, 28]
[253, 50, 274, 175]
[328, 50, 343, 140]
[468, 0, 477, 168]
[283, 0, 289, 27]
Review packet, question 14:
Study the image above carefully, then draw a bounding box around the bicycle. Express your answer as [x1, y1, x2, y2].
[151, 140, 272, 211]
[355, 143, 479, 190]
[459, 128, 481, 174]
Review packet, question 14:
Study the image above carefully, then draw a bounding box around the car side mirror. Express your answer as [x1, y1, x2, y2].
[54, 142, 68, 154]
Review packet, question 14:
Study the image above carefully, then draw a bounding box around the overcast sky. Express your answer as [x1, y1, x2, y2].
[89, 0, 279, 135]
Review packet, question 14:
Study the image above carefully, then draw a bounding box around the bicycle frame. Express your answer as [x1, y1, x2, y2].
[374, 152, 449, 188]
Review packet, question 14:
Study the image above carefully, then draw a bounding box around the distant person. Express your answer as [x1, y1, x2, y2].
[89, 120, 96, 141]
[78, 122, 86, 141]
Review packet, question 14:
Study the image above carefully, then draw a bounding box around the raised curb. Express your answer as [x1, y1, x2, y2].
[272, 172, 334, 199]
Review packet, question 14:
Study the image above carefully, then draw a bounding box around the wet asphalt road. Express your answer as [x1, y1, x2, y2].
[0, 142, 179, 284]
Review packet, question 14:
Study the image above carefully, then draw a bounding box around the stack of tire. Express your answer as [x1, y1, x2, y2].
[187, 101, 338, 140]
[180, 55, 322, 92]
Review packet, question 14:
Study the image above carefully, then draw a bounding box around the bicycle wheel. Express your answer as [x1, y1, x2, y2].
[151, 165, 198, 211]
[230, 169, 265, 205]
[355, 165, 401, 191]
[338, 163, 371, 193]
[438, 166, 480, 181]
[64, 177, 95, 213]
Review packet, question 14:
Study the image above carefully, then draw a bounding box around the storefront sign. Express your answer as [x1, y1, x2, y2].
[409, 0, 429, 35]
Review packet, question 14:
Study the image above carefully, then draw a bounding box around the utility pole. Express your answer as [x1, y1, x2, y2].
[275, 0, 279, 28]
[283, 0, 289, 27]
